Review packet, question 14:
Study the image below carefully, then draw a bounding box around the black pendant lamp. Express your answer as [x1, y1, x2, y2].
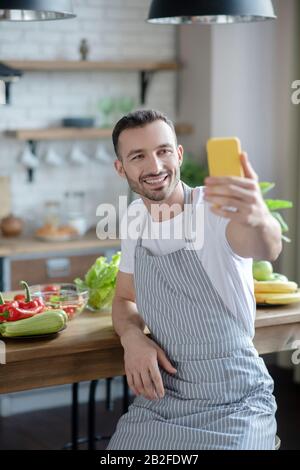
[148, 0, 276, 24]
[0, 0, 75, 21]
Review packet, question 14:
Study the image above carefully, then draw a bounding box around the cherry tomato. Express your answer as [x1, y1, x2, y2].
[42, 285, 60, 293]
[64, 307, 75, 313]
[63, 307, 76, 319]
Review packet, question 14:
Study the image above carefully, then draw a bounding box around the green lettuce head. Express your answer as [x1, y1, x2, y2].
[75, 251, 121, 310]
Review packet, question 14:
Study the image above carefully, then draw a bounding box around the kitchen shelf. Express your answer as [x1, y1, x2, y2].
[5, 123, 194, 141]
[0, 228, 120, 258]
[2, 59, 187, 183]
[4, 60, 180, 72]
[4, 59, 180, 104]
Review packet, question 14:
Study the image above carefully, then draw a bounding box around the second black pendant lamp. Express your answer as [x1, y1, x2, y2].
[148, 0, 276, 24]
[0, 0, 76, 21]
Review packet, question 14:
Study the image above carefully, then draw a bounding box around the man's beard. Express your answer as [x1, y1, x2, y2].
[124, 167, 181, 202]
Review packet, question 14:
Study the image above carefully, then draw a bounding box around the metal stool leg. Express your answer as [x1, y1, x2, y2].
[105, 377, 113, 411]
[88, 380, 98, 450]
[63, 379, 117, 450]
[123, 375, 129, 413]
[87, 379, 112, 450]
[62, 382, 80, 450]
[71, 382, 79, 450]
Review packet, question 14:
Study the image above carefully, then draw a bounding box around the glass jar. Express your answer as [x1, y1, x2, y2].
[44, 201, 61, 227]
[64, 191, 87, 236]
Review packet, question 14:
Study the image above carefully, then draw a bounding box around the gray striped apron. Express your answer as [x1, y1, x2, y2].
[107, 181, 277, 450]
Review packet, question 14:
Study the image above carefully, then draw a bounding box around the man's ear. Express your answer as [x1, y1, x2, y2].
[114, 159, 126, 179]
[177, 145, 184, 166]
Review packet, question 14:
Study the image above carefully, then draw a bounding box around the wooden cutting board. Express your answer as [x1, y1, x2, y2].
[0, 176, 11, 219]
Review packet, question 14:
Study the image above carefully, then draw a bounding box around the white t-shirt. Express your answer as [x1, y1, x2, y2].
[119, 186, 256, 337]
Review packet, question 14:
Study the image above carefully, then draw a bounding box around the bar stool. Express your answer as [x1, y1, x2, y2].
[64, 376, 129, 450]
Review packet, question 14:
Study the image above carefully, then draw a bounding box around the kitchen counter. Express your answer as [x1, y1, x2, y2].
[1, 300, 300, 394]
[1, 299, 300, 450]
[0, 228, 120, 257]
[0, 229, 121, 291]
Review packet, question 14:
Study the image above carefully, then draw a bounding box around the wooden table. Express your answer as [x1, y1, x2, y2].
[1, 303, 300, 394]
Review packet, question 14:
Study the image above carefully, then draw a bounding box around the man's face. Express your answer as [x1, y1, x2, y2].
[114, 120, 183, 202]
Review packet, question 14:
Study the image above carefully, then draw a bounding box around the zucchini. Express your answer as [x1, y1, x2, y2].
[0, 310, 66, 337]
[47, 309, 68, 324]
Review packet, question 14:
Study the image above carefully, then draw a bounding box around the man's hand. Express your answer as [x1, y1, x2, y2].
[204, 152, 267, 227]
[203, 152, 282, 260]
[121, 330, 177, 401]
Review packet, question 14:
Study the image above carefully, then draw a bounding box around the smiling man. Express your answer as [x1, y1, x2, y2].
[106, 109, 282, 450]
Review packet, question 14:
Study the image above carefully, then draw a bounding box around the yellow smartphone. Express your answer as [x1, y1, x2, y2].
[206, 137, 244, 177]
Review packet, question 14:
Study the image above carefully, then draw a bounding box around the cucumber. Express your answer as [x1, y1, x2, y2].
[0, 311, 66, 337]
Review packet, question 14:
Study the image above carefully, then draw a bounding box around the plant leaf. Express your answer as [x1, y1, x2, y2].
[181, 158, 209, 188]
[259, 182, 275, 195]
[265, 199, 293, 211]
[271, 211, 289, 233]
[281, 234, 291, 243]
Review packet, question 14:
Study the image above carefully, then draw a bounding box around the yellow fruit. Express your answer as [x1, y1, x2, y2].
[254, 280, 298, 294]
[255, 290, 300, 305]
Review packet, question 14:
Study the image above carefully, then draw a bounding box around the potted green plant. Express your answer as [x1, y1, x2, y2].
[180, 155, 209, 188]
[180, 157, 293, 249]
[253, 182, 293, 282]
[259, 182, 293, 243]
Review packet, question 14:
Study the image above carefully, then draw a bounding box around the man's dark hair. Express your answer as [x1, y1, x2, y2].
[112, 109, 176, 160]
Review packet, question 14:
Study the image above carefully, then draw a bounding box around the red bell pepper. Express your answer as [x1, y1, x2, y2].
[14, 281, 46, 318]
[0, 282, 46, 323]
[0, 293, 9, 322]
[0, 293, 20, 322]
[14, 294, 26, 302]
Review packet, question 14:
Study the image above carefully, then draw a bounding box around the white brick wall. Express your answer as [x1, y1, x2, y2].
[0, 0, 177, 228]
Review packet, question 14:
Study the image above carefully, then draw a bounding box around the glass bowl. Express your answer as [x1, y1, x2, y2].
[29, 283, 89, 320]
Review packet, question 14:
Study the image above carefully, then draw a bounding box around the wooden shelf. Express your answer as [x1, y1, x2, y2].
[5, 127, 113, 141]
[4, 124, 194, 141]
[4, 60, 180, 72]
[0, 229, 120, 257]
[3, 59, 181, 105]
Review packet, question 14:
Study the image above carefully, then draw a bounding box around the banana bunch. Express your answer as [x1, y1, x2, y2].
[253, 261, 300, 305]
[254, 280, 300, 305]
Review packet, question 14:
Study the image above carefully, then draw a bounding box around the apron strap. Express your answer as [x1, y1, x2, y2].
[181, 182, 195, 244]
